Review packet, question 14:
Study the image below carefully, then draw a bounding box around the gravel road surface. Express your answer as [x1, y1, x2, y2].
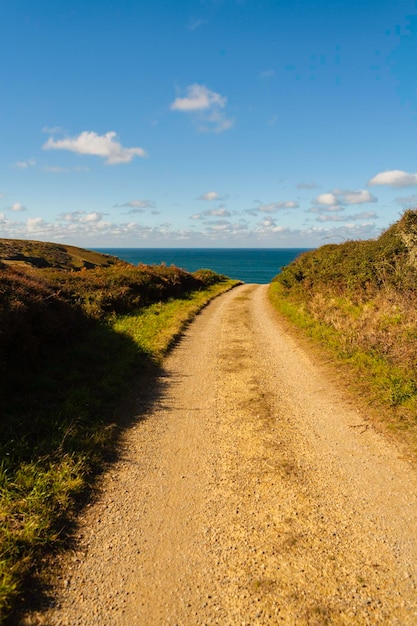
[24, 284, 417, 625]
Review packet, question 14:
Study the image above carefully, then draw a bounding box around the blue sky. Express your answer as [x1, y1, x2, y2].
[2, 0, 417, 248]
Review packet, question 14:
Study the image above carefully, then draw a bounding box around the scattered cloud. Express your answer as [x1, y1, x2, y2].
[170, 84, 234, 133]
[171, 84, 225, 112]
[316, 210, 377, 223]
[15, 159, 36, 169]
[7, 202, 27, 212]
[191, 207, 231, 220]
[59, 210, 106, 223]
[342, 190, 377, 204]
[314, 189, 377, 206]
[113, 200, 156, 210]
[0, 210, 381, 247]
[259, 201, 299, 212]
[254, 216, 288, 235]
[198, 191, 223, 201]
[26, 217, 46, 232]
[247, 200, 299, 216]
[43, 131, 147, 165]
[314, 192, 339, 206]
[368, 169, 417, 188]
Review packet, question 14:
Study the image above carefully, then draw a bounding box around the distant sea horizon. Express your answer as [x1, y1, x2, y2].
[93, 247, 312, 284]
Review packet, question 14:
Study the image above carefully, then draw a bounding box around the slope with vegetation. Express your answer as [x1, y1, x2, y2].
[269, 209, 417, 442]
[0, 239, 238, 621]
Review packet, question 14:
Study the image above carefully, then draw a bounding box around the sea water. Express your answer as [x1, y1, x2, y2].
[93, 248, 311, 284]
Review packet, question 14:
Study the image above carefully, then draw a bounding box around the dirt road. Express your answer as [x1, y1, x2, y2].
[25, 284, 417, 625]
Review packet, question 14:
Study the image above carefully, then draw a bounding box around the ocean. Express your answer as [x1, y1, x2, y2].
[93, 248, 311, 284]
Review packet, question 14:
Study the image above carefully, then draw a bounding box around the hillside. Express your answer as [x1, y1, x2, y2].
[0, 237, 122, 270]
[269, 209, 417, 433]
[0, 238, 235, 621]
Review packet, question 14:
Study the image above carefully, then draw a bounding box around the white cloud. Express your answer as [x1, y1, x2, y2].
[0, 204, 381, 247]
[59, 210, 106, 223]
[113, 200, 156, 210]
[255, 217, 288, 234]
[8, 202, 27, 212]
[247, 201, 299, 215]
[43, 131, 147, 165]
[314, 189, 377, 207]
[15, 159, 36, 169]
[191, 207, 231, 220]
[171, 84, 225, 111]
[342, 190, 377, 204]
[27, 217, 46, 231]
[316, 210, 377, 223]
[171, 84, 234, 133]
[315, 192, 339, 206]
[260, 201, 299, 212]
[198, 191, 222, 201]
[206, 208, 231, 217]
[368, 170, 417, 188]
[368, 170, 417, 187]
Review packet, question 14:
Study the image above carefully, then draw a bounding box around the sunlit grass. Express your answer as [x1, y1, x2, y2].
[113, 282, 234, 362]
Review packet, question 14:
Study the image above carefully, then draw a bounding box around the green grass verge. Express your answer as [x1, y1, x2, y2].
[0, 279, 237, 621]
[113, 282, 233, 362]
[268, 281, 417, 434]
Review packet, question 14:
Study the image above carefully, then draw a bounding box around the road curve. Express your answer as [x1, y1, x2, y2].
[25, 284, 417, 625]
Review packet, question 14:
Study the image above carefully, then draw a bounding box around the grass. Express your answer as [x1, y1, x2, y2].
[113, 283, 231, 362]
[268, 209, 417, 449]
[0, 241, 239, 621]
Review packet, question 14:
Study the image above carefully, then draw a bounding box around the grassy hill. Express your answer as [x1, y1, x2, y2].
[0, 238, 122, 270]
[0, 238, 237, 621]
[269, 209, 417, 442]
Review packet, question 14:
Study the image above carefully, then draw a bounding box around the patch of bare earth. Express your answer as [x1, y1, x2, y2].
[22, 285, 417, 625]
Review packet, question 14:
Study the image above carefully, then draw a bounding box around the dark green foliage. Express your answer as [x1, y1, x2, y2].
[192, 268, 229, 285]
[271, 209, 417, 417]
[40, 263, 212, 318]
[276, 210, 417, 296]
